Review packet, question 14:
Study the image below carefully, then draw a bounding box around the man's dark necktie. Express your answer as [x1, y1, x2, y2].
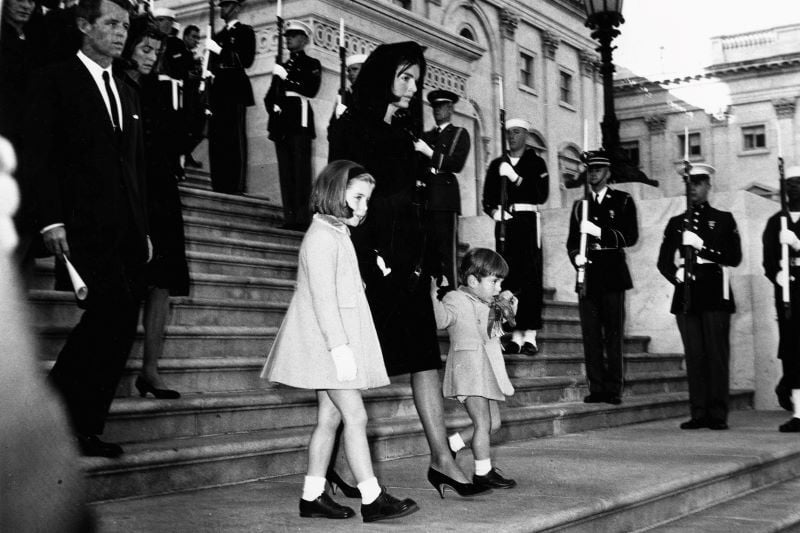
[102, 71, 121, 133]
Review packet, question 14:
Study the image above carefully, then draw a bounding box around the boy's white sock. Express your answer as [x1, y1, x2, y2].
[357, 476, 382, 505]
[793, 389, 800, 419]
[448, 432, 466, 453]
[474, 458, 492, 476]
[301, 475, 326, 501]
[511, 330, 524, 345]
[523, 330, 538, 345]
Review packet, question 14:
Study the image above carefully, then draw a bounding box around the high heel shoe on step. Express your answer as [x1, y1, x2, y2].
[135, 376, 180, 399]
[427, 467, 492, 498]
[326, 469, 360, 498]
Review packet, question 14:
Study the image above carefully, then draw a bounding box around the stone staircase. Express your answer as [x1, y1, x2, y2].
[27, 175, 753, 504]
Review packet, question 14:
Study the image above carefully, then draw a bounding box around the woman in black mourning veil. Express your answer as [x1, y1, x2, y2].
[329, 42, 487, 497]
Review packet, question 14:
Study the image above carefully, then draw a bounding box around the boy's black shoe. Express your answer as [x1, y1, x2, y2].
[299, 493, 355, 519]
[361, 488, 418, 523]
[473, 467, 516, 490]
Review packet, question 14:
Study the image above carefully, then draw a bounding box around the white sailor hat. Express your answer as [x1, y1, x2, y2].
[505, 118, 530, 131]
[285, 20, 312, 37]
[785, 166, 800, 180]
[677, 163, 715, 180]
[346, 54, 367, 67]
[152, 7, 176, 19]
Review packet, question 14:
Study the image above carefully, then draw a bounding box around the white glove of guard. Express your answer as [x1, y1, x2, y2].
[574, 254, 588, 267]
[376, 254, 392, 276]
[498, 161, 520, 184]
[682, 230, 704, 250]
[580, 220, 602, 238]
[204, 38, 222, 55]
[675, 267, 684, 283]
[335, 103, 347, 118]
[779, 228, 800, 251]
[492, 208, 513, 222]
[413, 139, 434, 158]
[331, 345, 357, 381]
[776, 269, 790, 289]
[273, 64, 288, 80]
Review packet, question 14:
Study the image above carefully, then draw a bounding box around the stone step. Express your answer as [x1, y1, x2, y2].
[183, 214, 302, 247]
[184, 234, 300, 262]
[100, 371, 689, 445]
[639, 477, 800, 532]
[28, 289, 579, 333]
[178, 185, 283, 227]
[80, 390, 753, 502]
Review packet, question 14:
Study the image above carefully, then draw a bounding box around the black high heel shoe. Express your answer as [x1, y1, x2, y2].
[135, 376, 180, 399]
[326, 469, 360, 499]
[427, 467, 492, 498]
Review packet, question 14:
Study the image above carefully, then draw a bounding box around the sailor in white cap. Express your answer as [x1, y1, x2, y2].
[763, 165, 800, 431]
[329, 54, 366, 125]
[657, 163, 742, 430]
[567, 150, 638, 406]
[265, 19, 321, 230]
[481, 117, 548, 357]
[207, 0, 255, 193]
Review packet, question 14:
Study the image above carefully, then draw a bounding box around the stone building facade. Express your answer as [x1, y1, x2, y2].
[168, 0, 606, 229]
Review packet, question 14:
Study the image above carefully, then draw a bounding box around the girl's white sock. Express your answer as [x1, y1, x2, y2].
[511, 330, 524, 345]
[357, 476, 381, 505]
[448, 432, 466, 453]
[523, 330, 538, 345]
[474, 458, 492, 476]
[301, 475, 326, 501]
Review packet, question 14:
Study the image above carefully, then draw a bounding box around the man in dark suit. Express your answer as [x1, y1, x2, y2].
[418, 89, 470, 287]
[23, 0, 150, 458]
[483, 118, 549, 356]
[657, 164, 741, 430]
[567, 151, 638, 405]
[265, 19, 321, 230]
[763, 166, 800, 432]
[208, 0, 254, 194]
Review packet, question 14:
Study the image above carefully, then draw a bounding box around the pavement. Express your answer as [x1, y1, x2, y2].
[93, 410, 800, 533]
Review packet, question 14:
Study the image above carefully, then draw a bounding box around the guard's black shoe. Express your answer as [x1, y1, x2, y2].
[299, 493, 355, 519]
[503, 341, 520, 355]
[707, 420, 729, 430]
[473, 467, 516, 490]
[361, 487, 418, 523]
[605, 395, 622, 405]
[679, 418, 707, 430]
[76, 434, 123, 458]
[779, 417, 800, 433]
[520, 342, 539, 356]
[583, 393, 606, 403]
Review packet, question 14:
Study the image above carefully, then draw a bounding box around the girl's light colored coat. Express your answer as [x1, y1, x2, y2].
[262, 215, 389, 390]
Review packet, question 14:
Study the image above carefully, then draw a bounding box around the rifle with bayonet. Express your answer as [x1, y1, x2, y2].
[264, 7, 285, 138]
[576, 151, 590, 297]
[778, 154, 792, 318]
[682, 157, 694, 314]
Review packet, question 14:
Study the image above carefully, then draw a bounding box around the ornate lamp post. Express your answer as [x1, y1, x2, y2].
[583, 0, 657, 186]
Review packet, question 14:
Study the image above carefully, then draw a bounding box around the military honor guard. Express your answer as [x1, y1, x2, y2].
[762, 165, 800, 432]
[208, 0, 255, 194]
[566, 151, 638, 405]
[657, 164, 742, 430]
[417, 89, 471, 287]
[265, 19, 321, 230]
[329, 53, 365, 126]
[482, 118, 548, 356]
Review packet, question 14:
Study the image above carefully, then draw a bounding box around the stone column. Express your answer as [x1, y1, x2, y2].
[541, 29, 560, 208]
[644, 114, 670, 195]
[774, 98, 797, 164]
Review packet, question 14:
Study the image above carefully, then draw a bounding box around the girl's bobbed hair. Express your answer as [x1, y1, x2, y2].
[310, 160, 374, 218]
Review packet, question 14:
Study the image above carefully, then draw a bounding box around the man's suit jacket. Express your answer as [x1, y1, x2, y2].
[421, 123, 470, 212]
[210, 22, 256, 108]
[23, 56, 148, 295]
[566, 187, 638, 293]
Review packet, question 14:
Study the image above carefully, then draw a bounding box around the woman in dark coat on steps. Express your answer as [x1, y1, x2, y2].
[117, 16, 190, 399]
[328, 42, 487, 497]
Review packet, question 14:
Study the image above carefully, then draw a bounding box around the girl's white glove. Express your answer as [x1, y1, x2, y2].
[331, 345, 357, 381]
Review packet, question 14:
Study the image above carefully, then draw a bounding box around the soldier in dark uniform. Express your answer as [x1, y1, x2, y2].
[265, 19, 321, 230]
[208, 0, 255, 194]
[328, 53, 365, 128]
[762, 165, 800, 432]
[567, 151, 638, 405]
[482, 118, 548, 356]
[418, 89, 470, 287]
[657, 164, 742, 430]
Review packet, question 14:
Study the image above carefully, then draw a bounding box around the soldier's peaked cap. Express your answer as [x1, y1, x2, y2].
[427, 89, 459, 105]
[346, 54, 367, 67]
[785, 166, 800, 180]
[586, 151, 611, 167]
[677, 163, 715, 180]
[284, 20, 312, 37]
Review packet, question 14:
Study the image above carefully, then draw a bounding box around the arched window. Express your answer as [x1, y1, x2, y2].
[459, 27, 475, 41]
[559, 145, 582, 185]
[527, 131, 547, 157]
